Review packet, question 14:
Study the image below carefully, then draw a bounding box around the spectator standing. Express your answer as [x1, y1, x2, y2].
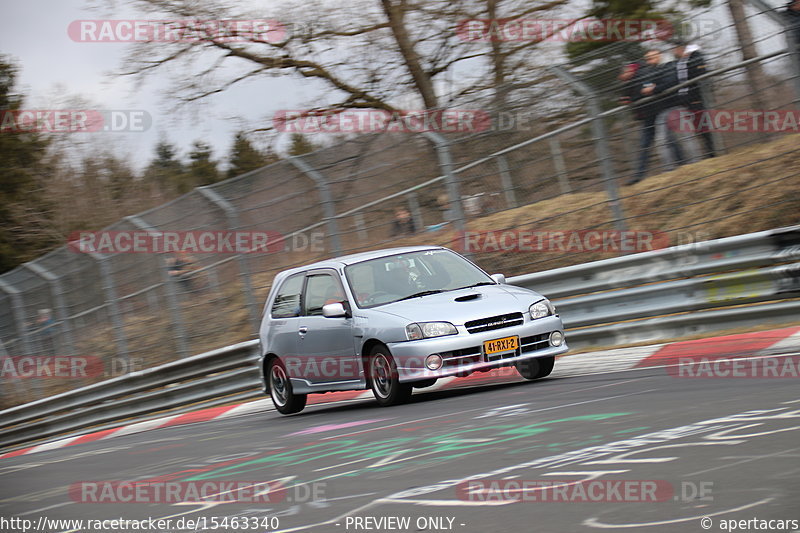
[166, 252, 196, 291]
[32, 309, 56, 355]
[672, 39, 716, 158]
[390, 207, 416, 236]
[627, 49, 687, 185]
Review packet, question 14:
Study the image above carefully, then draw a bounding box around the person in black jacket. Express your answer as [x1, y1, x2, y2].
[627, 49, 686, 185]
[672, 40, 716, 158]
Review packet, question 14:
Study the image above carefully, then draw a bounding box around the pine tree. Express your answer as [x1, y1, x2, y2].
[227, 131, 275, 178]
[287, 133, 317, 157]
[0, 56, 55, 272]
[143, 139, 185, 194]
[187, 141, 220, 188]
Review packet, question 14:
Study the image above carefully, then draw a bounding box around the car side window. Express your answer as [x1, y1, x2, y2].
[304, 274, 345, 316]
[271, 274, 304, 318]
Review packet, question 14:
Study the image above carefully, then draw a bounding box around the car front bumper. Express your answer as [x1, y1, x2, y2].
[387, 315, 568, 382]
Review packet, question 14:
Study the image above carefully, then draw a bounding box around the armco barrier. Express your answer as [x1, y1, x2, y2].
[1, 226, 799, 450]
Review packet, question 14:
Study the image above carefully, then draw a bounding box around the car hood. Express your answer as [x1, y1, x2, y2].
[370, 284, 542, 325]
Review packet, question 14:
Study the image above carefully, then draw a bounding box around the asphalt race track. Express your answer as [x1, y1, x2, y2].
[2, 351, 800, 533]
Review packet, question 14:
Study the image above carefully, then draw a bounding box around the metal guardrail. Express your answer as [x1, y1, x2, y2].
[509, 226, 800, 299]
[1, 226, 799, 451]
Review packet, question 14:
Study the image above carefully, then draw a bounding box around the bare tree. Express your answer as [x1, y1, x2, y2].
[110, 0, 572, 120]
[727, 0, 769, 110]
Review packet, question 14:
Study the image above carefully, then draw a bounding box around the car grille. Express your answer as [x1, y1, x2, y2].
[441, 346, 482, 367]
[520, 333, 550, 353]
[464, 312, 524, 334]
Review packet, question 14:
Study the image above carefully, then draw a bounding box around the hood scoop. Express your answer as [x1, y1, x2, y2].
[454, 293, 481, 302]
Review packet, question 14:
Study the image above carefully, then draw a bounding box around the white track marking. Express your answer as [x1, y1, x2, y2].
[583, 497, 773, 528]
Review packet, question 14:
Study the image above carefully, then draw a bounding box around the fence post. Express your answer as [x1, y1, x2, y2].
[744, 0, 800, 103]
[354, 213, 368, 242]
[406, 192, 425, 232]
[548, 137, 572, 194]
[550, 66, 627, 232]
[0, 278, 33, 357]
[196, 187, 261, 334]
[23, 262, 76, 357]
[495, 155, 518, 208]
[288, 156, 342, 255]
[421, 132, 466, 249]
[125, 216, 190, 358]
[0, 338, 27, 401]
[88, 252, 129, 367]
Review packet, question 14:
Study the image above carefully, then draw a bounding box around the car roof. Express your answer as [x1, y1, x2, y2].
[278, 245, 446, 277]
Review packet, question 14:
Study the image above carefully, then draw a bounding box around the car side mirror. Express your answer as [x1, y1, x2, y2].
[491, 273, 506, 284]
[322, 302, 348, 318]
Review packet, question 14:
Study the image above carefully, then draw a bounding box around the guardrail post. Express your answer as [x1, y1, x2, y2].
[88, 252, 129, 367]
[125, 216, 190, 358]
[23, 262, 76, 357]
[550, 66, 627, 232]
[744, 0, 800, 103]
[0, 278, 33, 357]
[196, 187, 260, 334]
[288, 156, 342, 255]
[422, 132, 467, 249]
[495, 155, 518, 208]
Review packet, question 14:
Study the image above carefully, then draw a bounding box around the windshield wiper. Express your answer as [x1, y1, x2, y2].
[395, 290, 445, 302]
[453, 281, 496, 290]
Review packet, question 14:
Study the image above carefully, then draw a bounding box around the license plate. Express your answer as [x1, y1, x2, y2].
[483, 336, 519, 355]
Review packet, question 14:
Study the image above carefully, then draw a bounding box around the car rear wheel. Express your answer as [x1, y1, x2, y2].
[268, 358, 307, 414]
[515, 355, 555, 381]
[368, 345, 412, 406]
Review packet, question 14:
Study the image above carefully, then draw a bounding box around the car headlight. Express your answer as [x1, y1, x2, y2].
[406, 322, 457, 340]
[529, 299, 555, 320]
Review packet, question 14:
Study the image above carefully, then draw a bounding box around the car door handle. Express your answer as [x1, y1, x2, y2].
[298, 326, 308, 335]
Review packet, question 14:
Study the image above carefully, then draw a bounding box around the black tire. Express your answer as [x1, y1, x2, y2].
[267, 358, 307, 414]
[367, 345, 413, 406]
[515, 355, 555, 381]
[412, 378, 438, 389]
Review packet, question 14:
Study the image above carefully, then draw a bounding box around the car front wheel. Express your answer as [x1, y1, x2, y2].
[268, 358, 307, 414]
[515, 355, 555, 381]
[368, 345, 412, 406]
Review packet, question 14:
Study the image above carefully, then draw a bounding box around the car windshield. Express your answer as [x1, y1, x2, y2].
[344, 249, 494, 308]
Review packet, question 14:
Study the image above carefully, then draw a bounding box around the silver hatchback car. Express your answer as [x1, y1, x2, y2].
[259, 246, 568, 414]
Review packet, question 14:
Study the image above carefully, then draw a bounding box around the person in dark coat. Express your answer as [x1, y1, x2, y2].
[627, 49, 686, 185]
[672, 40, 716, 158]
[390, 207, 416, 236]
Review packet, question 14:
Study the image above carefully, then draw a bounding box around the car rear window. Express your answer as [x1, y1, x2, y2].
[271, 273, 304, 318]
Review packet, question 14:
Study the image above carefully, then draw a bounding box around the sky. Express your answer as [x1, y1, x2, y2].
[0, 0, 322, 169]
[0, 0, 790, 172]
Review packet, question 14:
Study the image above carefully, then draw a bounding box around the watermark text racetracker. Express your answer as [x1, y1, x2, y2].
[669, 109, 800, 133]
[671, 355, 800, 379]
[274, 109, 490, 134]
[0, 110, 151, 133]
[69, 480, 325, 504]
[455, 230, 670, 254]
[68, 230, 324, 254]
[456, 479, 712, 503]
[68, 19, 286, 43]
[1, 356, 144, 379]
[456, 18, 719, 42]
